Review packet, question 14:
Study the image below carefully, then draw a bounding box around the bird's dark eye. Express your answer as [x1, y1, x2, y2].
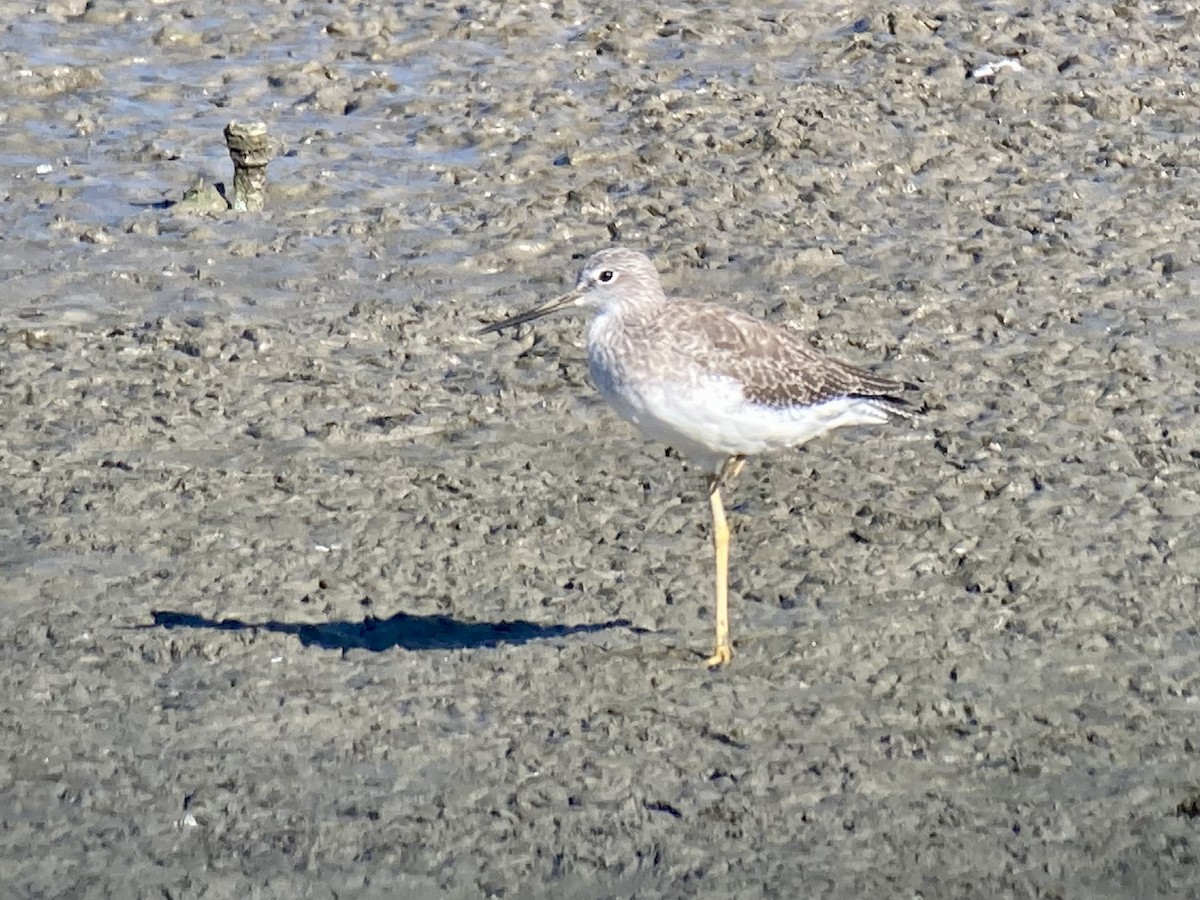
[597, 270, 615, 283]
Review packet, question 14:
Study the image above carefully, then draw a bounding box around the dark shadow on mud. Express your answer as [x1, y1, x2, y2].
[146, 609, 636, 654]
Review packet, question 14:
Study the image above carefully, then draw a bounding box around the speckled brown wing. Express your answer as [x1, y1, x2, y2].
[657, 299, 915, 415]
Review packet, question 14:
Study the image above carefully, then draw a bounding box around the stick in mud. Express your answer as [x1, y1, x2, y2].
[224, 120, 270, 212]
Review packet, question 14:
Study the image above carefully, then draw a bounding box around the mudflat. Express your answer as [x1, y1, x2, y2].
[3, 2, 1199, 897]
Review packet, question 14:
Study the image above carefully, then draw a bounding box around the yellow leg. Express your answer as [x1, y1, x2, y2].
[714, 455, 745, 491]
[704, 478, 733, 667]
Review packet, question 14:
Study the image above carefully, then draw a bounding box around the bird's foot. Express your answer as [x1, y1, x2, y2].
[704, 644, 733, 668]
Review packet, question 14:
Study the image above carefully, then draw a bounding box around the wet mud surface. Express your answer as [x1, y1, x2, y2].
[3, 1, 1200, 897]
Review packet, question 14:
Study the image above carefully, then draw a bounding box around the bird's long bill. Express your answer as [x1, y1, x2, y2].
[477, 289, 582, 335]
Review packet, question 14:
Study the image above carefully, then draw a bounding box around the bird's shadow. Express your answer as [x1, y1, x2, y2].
[145, 609, 636, 654]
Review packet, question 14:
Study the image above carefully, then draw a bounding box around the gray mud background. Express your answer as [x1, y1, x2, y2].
[3, 1, 1200, 897]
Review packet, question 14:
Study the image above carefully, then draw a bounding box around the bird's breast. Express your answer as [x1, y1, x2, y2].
[586, 318, 640, 417]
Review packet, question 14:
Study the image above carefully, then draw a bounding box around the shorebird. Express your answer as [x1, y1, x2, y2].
[480, 248, 918, 666]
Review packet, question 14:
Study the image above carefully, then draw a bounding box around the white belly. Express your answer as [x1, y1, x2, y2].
[587, 325, 889, 473]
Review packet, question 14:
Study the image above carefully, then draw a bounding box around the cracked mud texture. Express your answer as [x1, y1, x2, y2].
[2, 1, 1200, 898]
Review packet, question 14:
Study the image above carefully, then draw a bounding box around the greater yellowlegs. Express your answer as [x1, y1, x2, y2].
[480, 248, 918, 666]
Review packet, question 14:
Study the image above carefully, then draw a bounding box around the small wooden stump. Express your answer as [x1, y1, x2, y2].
[223, 121, 270, 211]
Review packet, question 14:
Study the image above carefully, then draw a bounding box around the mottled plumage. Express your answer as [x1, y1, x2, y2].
[480, 247, 919, 666]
